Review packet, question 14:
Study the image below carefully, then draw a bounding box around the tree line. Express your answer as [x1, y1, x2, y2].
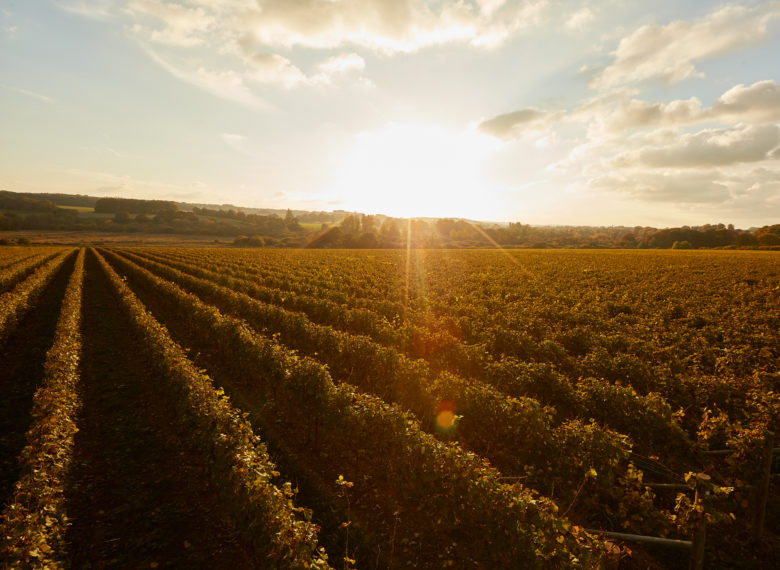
[0, 190, 777, 249]
[304, 214, 780, 250]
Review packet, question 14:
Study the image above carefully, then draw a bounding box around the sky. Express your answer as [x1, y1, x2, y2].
[1, 1, 779, 227]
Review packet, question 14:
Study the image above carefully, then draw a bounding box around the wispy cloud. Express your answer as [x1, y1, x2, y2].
[1, 84, 54, 102]
[565, 7, 594, 31]
[54, 0, 116, 21]
[139, 43, 272, 110]
[128, 0, 212, 46]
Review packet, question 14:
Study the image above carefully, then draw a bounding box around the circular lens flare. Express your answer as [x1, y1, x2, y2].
[435, 400, 458, 433]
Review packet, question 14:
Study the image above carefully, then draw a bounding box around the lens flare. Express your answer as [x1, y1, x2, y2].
[435, 400, 458, 433]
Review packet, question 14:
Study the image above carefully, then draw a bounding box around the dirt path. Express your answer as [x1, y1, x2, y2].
[0, 254, 74, 507]
[63, 250, 255, 567]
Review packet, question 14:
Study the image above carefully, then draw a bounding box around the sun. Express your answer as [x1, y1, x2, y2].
[328, 123, 504, 219]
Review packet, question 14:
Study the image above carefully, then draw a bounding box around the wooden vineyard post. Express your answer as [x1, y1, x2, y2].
[689, 473, 709, 570]
[690, 520, 706, 570]
[752, 430, 775, 538]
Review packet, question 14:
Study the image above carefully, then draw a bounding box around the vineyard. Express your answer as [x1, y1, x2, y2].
[0, 246, 777, 568]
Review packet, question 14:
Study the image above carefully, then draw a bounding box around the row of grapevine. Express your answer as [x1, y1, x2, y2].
[153, 248, 774, 460]
[92, 249, 329, 567]
[138, 247, 407, 320]
[111, 249, 690, 469]
[112, 247, 778, 556]
[0, 248, 85, 566]
[122, 247, 483, 376]
[0, 249, 62, 293]
[98, 248, 613, 567]
[104, 251, 649, 516]
[0, 248, 45, 270]
[0, 249, 74, 342]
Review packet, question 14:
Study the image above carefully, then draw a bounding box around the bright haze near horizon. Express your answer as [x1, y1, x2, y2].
[1, 1, 779, 227]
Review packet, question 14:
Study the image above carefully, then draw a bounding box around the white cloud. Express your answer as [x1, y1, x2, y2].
[589, 170, 732, 203]
[240, 0, 546, 53]
[588, 167, 780, 215]
[603, 97, 703, 131]
[54, 1, 116, 20]
[501, 80, 780, 137]
[121, 0, 546, 102]
[0, 84, 54, 103]
[710, 80, 780, 123]
[565, 7, 594, 31]
[592, 3, 780, 89]
[58, 167, 213, 202]
[220, 132, 255, 156]
[311, 53, 368, 86]
[221, 132, 245, 143]
[612, 124, 780, 169]
[317, 53, 365, 75]
[244, 53, 308, 88]
[53, 1, 553, 108]
[128, 0, 213, 46]
[141, 44, 271, 110]
[478, 108, 562, 139]
[604, 80, 780, 131]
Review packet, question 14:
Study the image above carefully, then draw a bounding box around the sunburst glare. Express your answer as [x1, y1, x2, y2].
[329, 123, 504, 220]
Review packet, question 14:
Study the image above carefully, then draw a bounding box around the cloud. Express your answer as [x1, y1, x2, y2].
[478, 108, 561, 139]
[588, 167, 780, 214]
[62, 167, 210, 201]
[565, 7, 594, 31]
[612, 124, 780, 168]
[0, 84, 54, 103]
[240, 0, 546, 53]
[65, 1, 548, 106]
[604, 97, 703, 131]
[237, 33, 367, 87]
[592, 3, 780, 89]
[244, 52, 308, 88]
[221, 132, 245, 144]
[54, 0, 116, 20]
[128, 0, 212, 46]
[710, 80, 780, 123]
[221, 132, 255, 156]
[312, 53, 368, 86]
[316, 53, 365, 75]
[595, 80, 780, 131]
[589, 170, 732, 203]
[141, 44, 271, 110]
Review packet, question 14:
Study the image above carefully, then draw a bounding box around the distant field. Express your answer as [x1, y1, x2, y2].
[57, 205, 95, 213]
[1, 247, 777, 568]
[0, 230, 231, 246]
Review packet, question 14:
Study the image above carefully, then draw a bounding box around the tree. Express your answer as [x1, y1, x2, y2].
[379, 218, 400, 240]
[340, 214, 361, 234]
[284, 209, 302, 231]
[361, 214, 376, 234]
